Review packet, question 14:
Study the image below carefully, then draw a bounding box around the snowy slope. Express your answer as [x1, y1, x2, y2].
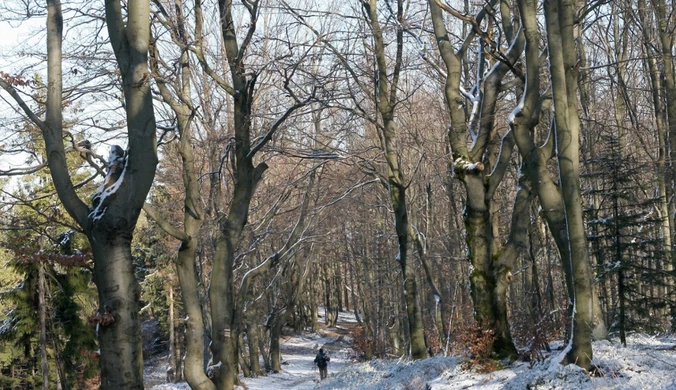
[321, 334, 676, 390]
[149, 312, 676, 390]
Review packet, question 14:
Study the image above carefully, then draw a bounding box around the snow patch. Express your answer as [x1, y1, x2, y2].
[146, 316, 676, 390]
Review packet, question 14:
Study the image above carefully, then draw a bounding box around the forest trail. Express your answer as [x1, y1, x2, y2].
[147, 317, 676, 389]
[241, 310, 358, 390]
[145, 309, 358, 389]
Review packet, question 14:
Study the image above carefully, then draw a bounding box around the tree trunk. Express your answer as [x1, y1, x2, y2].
[176, 236, 215, 390]
[238, 334, 250, 377]
[310, 281, 319, 332]
[259, 328, 271, 372]
[493, 173, 533, 357]
[640, 0, 676, 330]
[169, 285, 176, 383]
[91, 237, 144, 389]
[39, 263, 48, 390]
[652, 3, 676, 300]
[246, 321, 262, 376]
[0, 0, 158, 387]
[146, 6, 217, 386]
[362, 0, 427, 359]
[428, 0, 523, 359]
[527, 205, 544, 319]
[270, 315, 284, 373]
[512, 0, 602, 369]
[544, 0, 596, 369]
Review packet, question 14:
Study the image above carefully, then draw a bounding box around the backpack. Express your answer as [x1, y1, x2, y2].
[315, 352, 329, 368]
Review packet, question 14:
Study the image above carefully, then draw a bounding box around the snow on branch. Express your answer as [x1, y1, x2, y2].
[89, 145, 127, 221]
[453, 156, 484, 174]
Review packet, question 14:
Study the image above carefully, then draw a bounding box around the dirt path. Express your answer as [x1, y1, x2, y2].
[145, 310, 357, 390]
[241, 311, 357, 390]
[242, 329, 354, 389]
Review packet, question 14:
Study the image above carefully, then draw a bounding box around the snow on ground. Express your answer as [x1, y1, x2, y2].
[149, 311, 676, 390]
[321, 334, 676, 390]
[238, 331, 353, 390]
[238, 308, 358, 390]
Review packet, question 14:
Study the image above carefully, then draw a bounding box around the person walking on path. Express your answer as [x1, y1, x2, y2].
[314, 348, 330, 380]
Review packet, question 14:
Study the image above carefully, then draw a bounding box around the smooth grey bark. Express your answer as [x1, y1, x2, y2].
[246, 319, 262, 376]
[526, 205, 545, 319]
[197, 1, 313, 386]
[639, 0, 676, 329]
[428, 0, 522, 359]
[651, 0, 676, 260]
[494, 171, 533, 350]
[0, 0, 159, 387]
[362, 0, 427, 359]
[95, 3, 160, 386]
[145, 7, 217, 387]
[544, 0, 595, 369]
[512, 0, 601, 369]
[576, 10, 609, 341]
[168, 285, 177, 382]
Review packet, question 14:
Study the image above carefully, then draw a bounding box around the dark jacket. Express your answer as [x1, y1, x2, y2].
[314, 351, 330, 368]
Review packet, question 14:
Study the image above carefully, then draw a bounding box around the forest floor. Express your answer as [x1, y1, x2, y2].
[146, 312, 676, 390]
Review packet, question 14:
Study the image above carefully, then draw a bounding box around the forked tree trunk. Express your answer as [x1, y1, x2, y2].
[512, 0, 602, 370]
[428, 0, 522, 359]
[145, 5, 216, 386]
[0, 0, 157, 387]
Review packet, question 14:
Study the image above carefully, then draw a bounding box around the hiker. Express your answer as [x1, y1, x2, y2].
[314, 348, 330, 380]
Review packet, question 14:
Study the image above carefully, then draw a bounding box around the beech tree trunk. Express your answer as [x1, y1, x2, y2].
[648, 0, 676, 330]
[512, 0, 604, 369]
[544, 0, 596, 368]
[246, 321, 262, 376]
[428, 0, 522, 359]
[362, 0, 427, 359]
[146, 9, 216, 387]
[0, 0, 159, 387]
[169, 286, 176, 383]
[90, 237, 144, 388]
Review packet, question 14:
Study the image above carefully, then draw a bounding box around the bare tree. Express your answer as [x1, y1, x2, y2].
[0, 0, 158, 387]
[192, 1, 315, 387]
[141, 0, 216, 388]
[510, 0, 605, 370]
[428, 0, 524, 358]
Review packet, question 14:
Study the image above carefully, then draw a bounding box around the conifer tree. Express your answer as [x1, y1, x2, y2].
[584, 134, 670, 345]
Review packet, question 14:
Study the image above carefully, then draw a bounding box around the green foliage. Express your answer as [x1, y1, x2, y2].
[0, 232, 99, 388]
[0, 108, 100, 387]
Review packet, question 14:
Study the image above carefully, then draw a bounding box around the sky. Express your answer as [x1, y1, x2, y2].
[0, 16, 44, 174]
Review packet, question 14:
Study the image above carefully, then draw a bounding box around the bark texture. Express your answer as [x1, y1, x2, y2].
[363, 0, 427, 359]
[428, 0, 522, 358]
[0, 0, 159, 387]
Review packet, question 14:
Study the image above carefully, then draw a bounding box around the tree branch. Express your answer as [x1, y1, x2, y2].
[142, 203, 191, 242]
